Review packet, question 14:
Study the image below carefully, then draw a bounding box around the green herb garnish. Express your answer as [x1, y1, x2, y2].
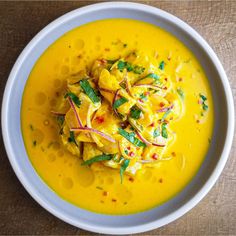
[139, 93, 147, 101]
[153, 128, 160, 138]
[113, 97, 128, 109]
[68, 131, 77, 145]
[145, 73, 160, 80]
[161, 109, 172, 122]
[203, 103, 208, 111]
[79, 79, 100, 103]
[117, 60, 145, 74]
[118, 128, 146, 147]
[120, 159, 130, 183]
[177, 88, 184, 100]
[64, 92, 81, 108]
[200, 94, 207, 101]
[81, 154, 113, 165]
[199, 94, 208, 111]
[124, 149, 129, 155]
[161, 123, 168, 139]
[159, 61, 165, 70]
[133, 65, 145, 74]
[130, 106, 142, 119]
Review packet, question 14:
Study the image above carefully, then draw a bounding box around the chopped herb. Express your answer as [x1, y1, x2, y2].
[153, 129, 160, 138]
[124, 149, 129, 155]
[133, 65, 145, 74]
[64, 92, 81, 108]
[118, 128, 146, 147]
[159, 61, 165, 70]
[203, 103, 208, 111]
[200, 94, 207, 101]
[117, 60, 144, 74]
[33, 140, 37, 146]
[177, 88, 184, 100]
[161, 109, 172, 122]
[117, 61, 132, 72]
[79, 79, 101, 103]
[112, 154, 120, 163]
[161, 123, 168, 139]
[139, 93, 147, 101]
[68, 131, 77, 146]
[81, 154, 113, 165]
[199, 94, 208, 111]
[113, 97, 128, 109]
[130, 106, 142, 119]
[120, 159, 130, 183]
[145, 73, 160, 80]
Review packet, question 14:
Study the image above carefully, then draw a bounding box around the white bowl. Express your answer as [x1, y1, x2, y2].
[2, 2, 234, 234]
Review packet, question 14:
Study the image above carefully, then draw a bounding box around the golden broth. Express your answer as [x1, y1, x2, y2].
[21, 19, 214, 214]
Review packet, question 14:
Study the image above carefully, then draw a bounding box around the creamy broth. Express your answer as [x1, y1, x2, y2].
[21, 19, 213, 214]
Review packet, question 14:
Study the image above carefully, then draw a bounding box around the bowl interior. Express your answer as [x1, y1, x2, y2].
[3, 3, 233, 234]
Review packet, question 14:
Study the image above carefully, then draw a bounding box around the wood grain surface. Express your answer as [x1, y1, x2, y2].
[0, 1, 235, 235]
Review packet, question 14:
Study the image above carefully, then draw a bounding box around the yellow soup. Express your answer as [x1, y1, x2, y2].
[21, 19, 214, 214]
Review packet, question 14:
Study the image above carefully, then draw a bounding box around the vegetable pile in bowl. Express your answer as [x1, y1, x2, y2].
[52, 51, 183, 182]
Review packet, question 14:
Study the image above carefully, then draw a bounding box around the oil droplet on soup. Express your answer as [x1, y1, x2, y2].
[21, 19, 213, 214]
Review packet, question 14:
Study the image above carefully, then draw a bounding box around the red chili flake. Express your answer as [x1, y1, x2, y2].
[150, 122, 155, 127]
[164, 78, 168, 81]
[129, 151, 135, 157]
[196, 119, 200, 123]
[103, 191, 108, 196]
[171, 152, 176, 157]
[152, 153, 158, 160]
[138, 99, 143, 103]
[159, 178, 163, 183]
[129, 177, 134, 182]
[112, 198, 117, 202]
[163, 86, 168, 90]
[55, 91, 60, 97]
[144, 91, 150, 96]
[179, 77, 183, 82]
[127, 146, 131, 150]
[159, 102, 165, 107]
[95, 116, 105, 124]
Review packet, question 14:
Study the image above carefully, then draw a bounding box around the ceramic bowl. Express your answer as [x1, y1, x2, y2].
[2, 2, 234, 234]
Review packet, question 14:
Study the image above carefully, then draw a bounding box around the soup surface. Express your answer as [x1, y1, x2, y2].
[21, 19, 213, 214]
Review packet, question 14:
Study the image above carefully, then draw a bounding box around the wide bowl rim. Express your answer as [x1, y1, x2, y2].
[1, 1, 234, 234]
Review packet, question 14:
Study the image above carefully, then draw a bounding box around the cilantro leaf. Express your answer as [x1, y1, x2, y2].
[79, 79, 100, 103]
[64, 92, 81, 108]
[120, 159, 130, 183]
[113, 97, 128, 109]
[118, 128, 146, 147]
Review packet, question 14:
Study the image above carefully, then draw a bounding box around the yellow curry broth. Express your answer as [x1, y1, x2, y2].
[21, 19, 213, 214]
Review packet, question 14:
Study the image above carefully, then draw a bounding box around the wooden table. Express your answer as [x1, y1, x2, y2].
[0, 1, 235, 235]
